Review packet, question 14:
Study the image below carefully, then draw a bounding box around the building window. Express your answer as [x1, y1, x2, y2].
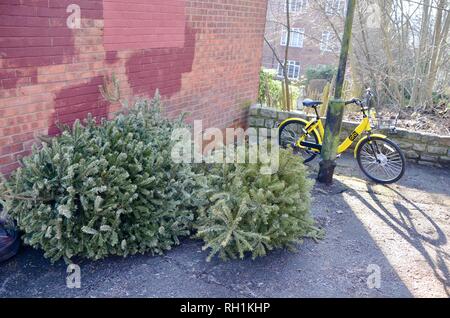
[280, 28, 305, 47]
[325, 0, 344, 16]
[320, 31, 335, 52]
[284, 0, 309, 13]
[278, 60, 301, 80]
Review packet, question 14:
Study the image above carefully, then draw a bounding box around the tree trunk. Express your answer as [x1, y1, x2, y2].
[284, 0, 291, 111]
[410, 0, 431, 108]
[426, 0, 450, 104]
[379, 0, 402, 106]
[318, 0, 356, 185]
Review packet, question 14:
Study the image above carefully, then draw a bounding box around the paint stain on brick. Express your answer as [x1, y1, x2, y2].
[105, 51, 119, 64]
[49, 76, 108, 136]
[125, 25, 196, 98]
[0, 0, 103, 89]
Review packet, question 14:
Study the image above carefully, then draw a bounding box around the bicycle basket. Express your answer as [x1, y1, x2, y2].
[373, 116, 398, 133]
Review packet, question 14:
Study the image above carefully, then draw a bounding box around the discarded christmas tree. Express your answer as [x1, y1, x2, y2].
[195, 147, 322, 261]
[0, 94, 206, 263]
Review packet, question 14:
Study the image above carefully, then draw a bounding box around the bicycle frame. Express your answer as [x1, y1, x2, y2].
[296, 116, 372, 155]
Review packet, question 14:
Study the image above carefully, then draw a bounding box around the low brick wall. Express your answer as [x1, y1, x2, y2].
[248, 104, 450, 168]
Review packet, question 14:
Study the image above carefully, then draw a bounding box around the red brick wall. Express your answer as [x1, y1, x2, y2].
[0, 0, 268, 175]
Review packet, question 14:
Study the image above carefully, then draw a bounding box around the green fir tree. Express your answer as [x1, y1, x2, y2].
[0, 95, 206, 263]
[195, 147, 323, 261]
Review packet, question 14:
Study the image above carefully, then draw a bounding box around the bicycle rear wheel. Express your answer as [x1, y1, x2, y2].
[356, 136, 406, 184]
[279, 120, 320, 163]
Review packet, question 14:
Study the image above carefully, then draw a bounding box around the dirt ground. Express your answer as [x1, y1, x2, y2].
[314, 154, 450, 297]
[0, 154, 449, 298]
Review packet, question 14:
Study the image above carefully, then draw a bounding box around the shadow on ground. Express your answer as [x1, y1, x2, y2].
[1, 154, 448, 298]
[331, 154, 450, 297]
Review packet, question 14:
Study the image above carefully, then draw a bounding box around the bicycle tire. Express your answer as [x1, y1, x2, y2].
[356, 136, 406, 184]
[279, 120, 321, 163]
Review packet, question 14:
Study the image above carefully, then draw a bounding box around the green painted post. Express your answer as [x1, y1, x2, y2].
[318, 0, 356, 184]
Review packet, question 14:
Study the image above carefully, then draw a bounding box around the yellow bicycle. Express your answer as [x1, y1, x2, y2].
[278, 92, 406, 184]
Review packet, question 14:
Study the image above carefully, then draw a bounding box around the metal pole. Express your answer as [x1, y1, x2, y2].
[317, 0, 357, 184]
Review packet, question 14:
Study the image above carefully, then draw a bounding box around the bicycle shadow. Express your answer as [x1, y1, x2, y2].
[344, 181, 450, 296]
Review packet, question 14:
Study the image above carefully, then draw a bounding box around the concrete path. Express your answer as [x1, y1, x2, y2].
[1, 154, 449, 298]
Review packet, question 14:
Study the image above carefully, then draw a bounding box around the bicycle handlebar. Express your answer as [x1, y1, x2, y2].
[344, 88, 373, 111]
[345, 98, 370, 112]
[345, 98, 361, 105]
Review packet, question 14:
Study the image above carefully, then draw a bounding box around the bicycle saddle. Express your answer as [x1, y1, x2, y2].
[302, 99, 322, 107]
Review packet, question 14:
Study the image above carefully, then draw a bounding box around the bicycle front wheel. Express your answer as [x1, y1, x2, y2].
[356, 136, 406, 184]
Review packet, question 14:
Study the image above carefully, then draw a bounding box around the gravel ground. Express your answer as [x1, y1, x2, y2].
[1, 153, 449, 298]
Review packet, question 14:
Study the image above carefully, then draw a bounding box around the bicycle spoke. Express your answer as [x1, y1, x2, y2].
[280, 123, 318, 162]
[359, 139, 404, 183]
[383, 164, 397, 179]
